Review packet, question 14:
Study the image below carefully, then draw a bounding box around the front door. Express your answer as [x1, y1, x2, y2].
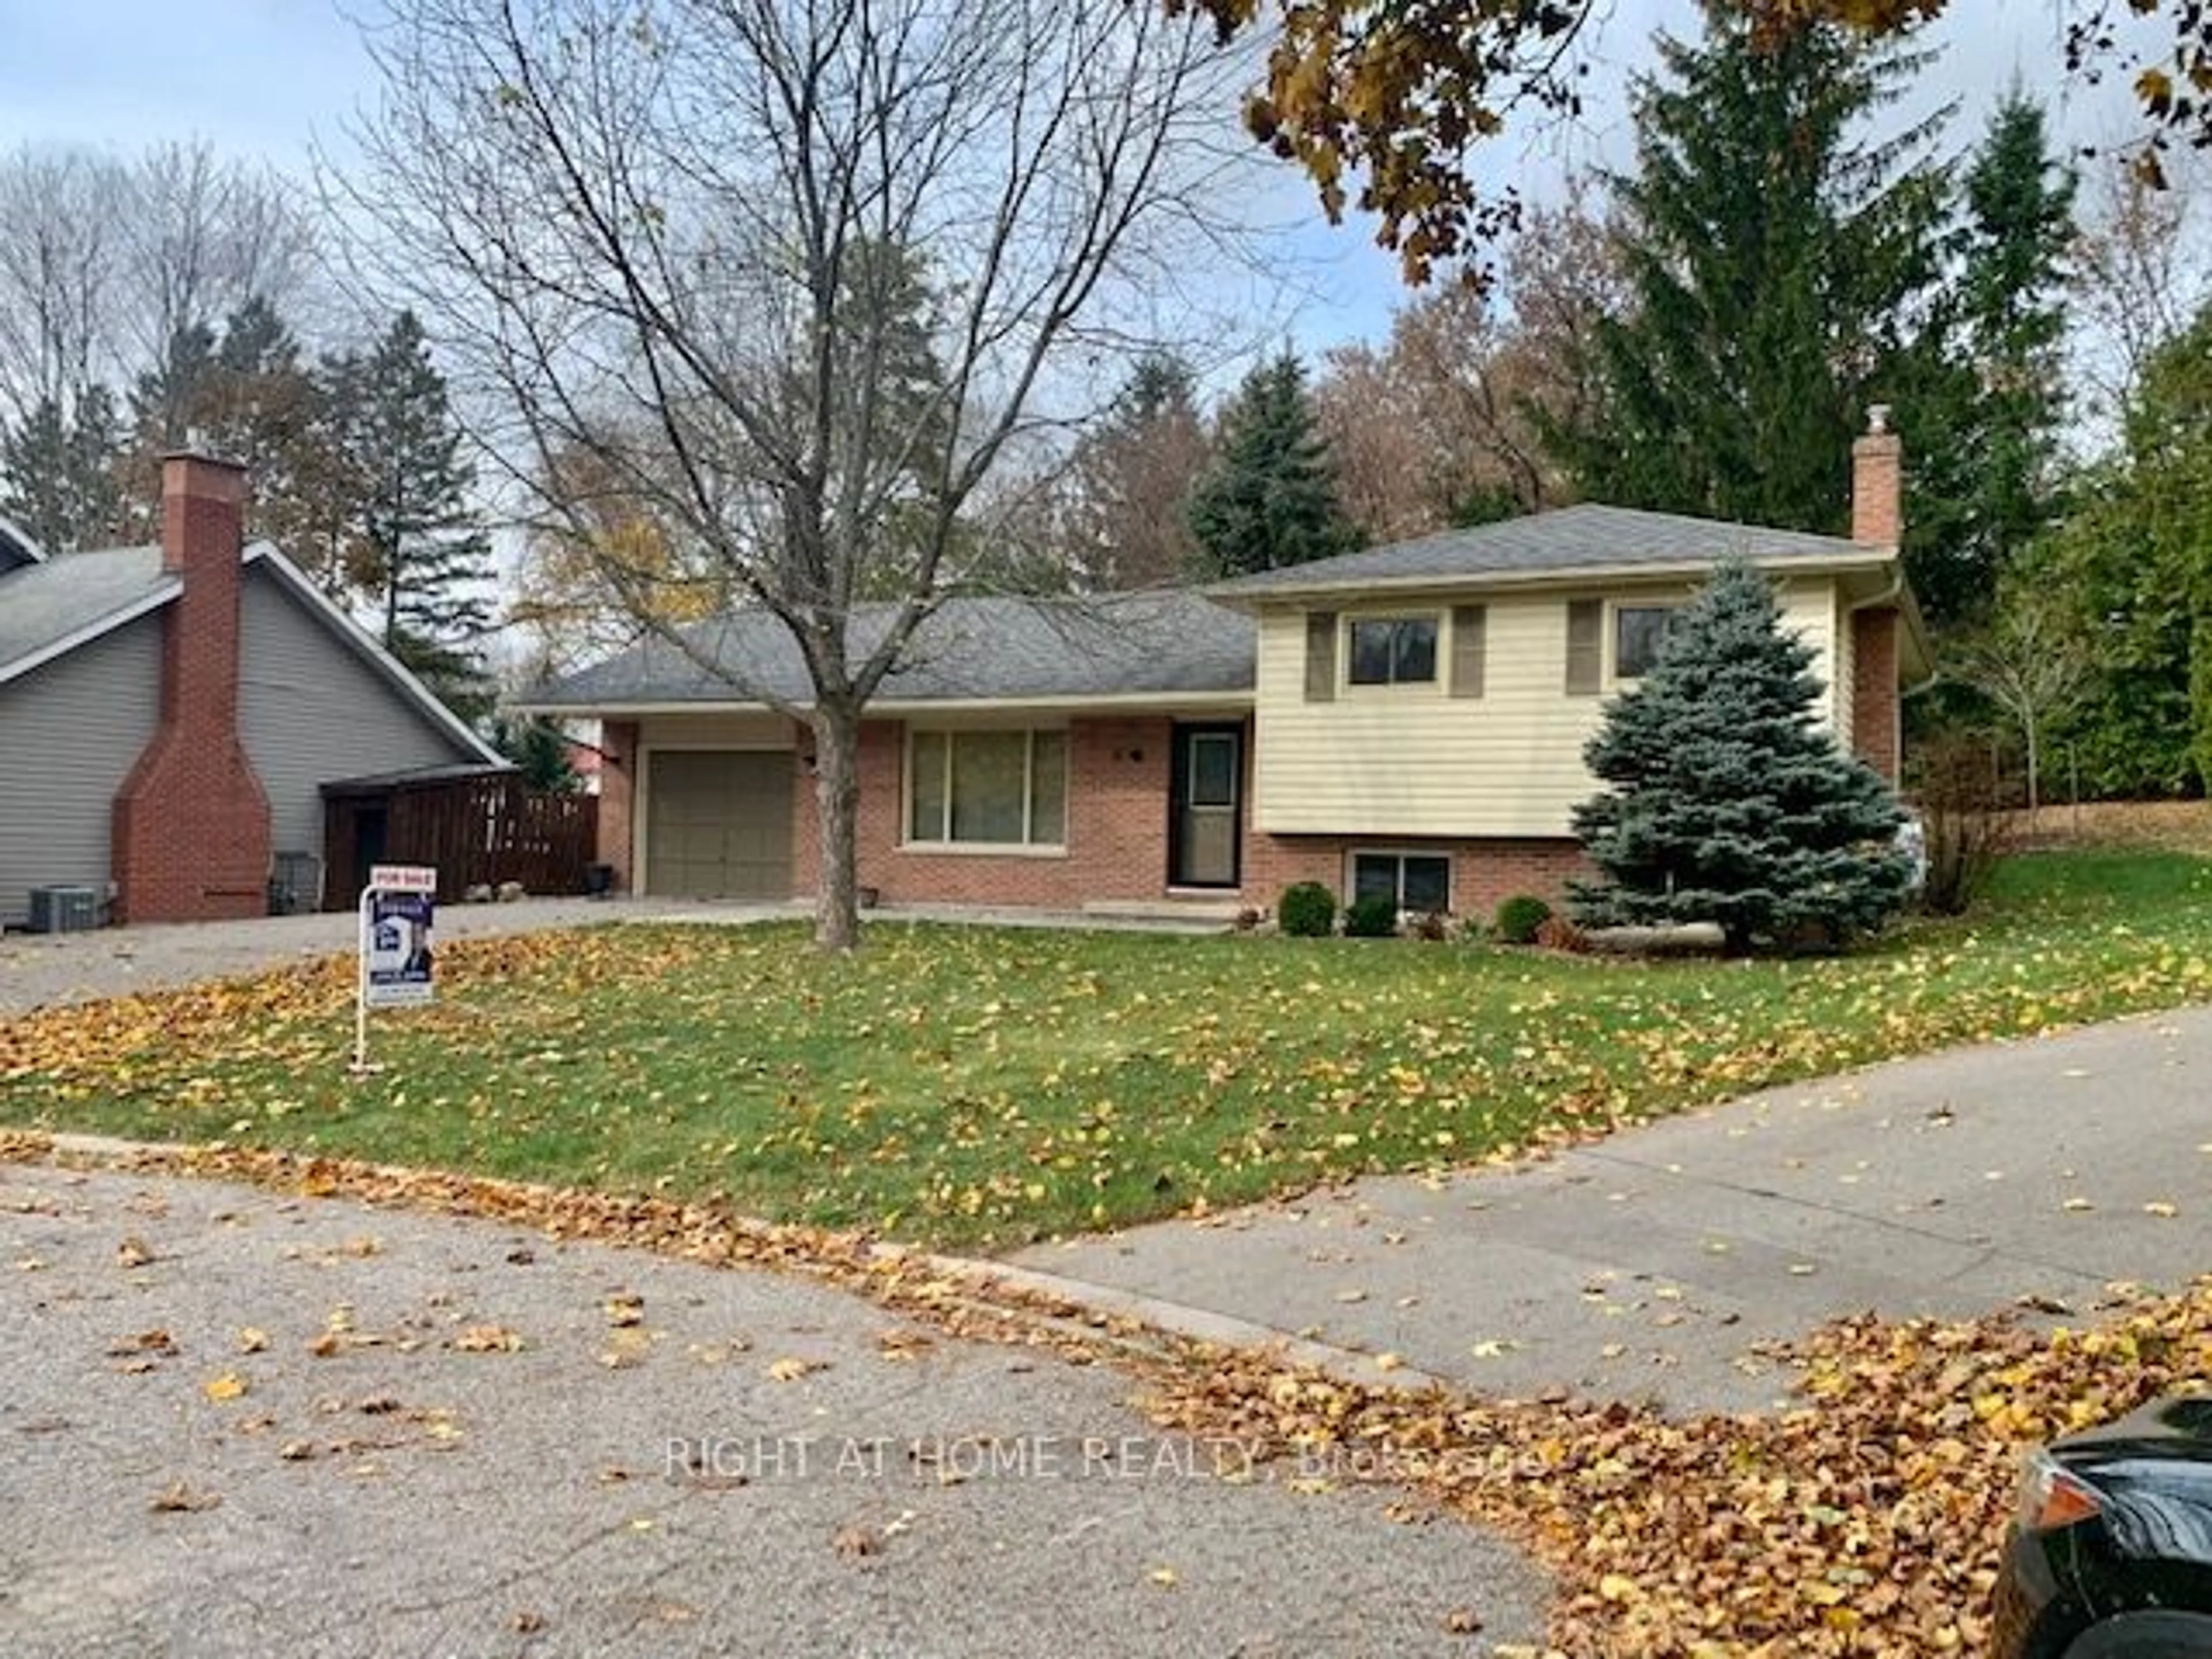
[1169, 724, 1242, 889]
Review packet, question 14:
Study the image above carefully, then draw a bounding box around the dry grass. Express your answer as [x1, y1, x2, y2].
[2011, 798, 2212, 854]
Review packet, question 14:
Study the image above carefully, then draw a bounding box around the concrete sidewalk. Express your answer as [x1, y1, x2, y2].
[1013, 1006, 2212, 1416]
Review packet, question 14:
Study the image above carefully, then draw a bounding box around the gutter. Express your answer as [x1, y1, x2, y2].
[1846, 565, 1938, 696]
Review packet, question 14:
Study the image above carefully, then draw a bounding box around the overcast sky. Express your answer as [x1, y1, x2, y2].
[0, 0, 2169, 363]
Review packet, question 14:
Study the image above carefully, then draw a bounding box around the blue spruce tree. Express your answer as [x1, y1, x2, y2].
[1569, 559, 1912, 953]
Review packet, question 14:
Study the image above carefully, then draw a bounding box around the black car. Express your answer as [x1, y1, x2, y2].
[1993, 1394, 2212, 1657]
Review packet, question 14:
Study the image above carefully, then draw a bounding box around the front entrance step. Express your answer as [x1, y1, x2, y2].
[1081, 896, 1248, 925]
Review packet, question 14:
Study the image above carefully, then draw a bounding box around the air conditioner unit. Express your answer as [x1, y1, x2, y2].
[28, 885, 99, 933]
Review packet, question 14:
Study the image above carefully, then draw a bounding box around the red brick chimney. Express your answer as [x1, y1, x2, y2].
[1847, 407, 1904, 785]
[110, 452, 273, 922]
[1851, 404, 1903, 548]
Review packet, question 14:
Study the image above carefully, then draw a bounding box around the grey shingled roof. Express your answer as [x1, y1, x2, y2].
[1206, 503, 1881, 600]
[526, 590, 1257, 709]
[0, 546, 175, 682]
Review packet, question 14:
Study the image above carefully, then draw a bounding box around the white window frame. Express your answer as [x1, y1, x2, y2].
[1346, 849, 1453, 914]
[1343, 612, 1443, 692]
[902, 726, 1069, 854]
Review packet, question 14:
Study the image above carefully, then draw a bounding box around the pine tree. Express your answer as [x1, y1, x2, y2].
[2040, 305, 2212, 796]
[351, 310, 497, 726]
[1545, 2, 1949, 536]
[491, 714, 581, 791]
[0, 385, 123, 552]
[1934, 92, 2077, 626]
[1187, 351, 1357, 577]
[1569, 559, 1912, 953]
[120, 298, 323, 551]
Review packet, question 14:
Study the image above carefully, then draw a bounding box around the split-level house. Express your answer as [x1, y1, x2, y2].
[524, 414, 1930, 919]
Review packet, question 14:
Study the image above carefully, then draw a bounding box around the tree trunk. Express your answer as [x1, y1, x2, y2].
[2024, 715, 2040, 828]
[810, 698, 864, 952]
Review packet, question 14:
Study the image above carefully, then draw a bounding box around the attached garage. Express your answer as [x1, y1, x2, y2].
[643, 748, 794, 899]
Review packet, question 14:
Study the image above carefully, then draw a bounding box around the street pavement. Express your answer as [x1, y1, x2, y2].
[1014, 1006, 2212, 1415]
[0, 1161, 1546, 1658]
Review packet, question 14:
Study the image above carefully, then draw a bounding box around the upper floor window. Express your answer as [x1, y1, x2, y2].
[1347, 616, 1438, 687]
[1614, 605, 1680, 680]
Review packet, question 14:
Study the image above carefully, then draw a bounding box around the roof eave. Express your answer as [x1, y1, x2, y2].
[0, 578, 182, 686]
[510, 688, 1256, 719]
[1206, 550, 1895, 609]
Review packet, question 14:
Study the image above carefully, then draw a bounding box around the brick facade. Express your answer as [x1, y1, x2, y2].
[822, 715, 1188, 909]
[109, 454, 274, 922]
[1241, 833, 1588, 921]
[796, 713, 1590, 919]
[597, 719, 639, 890]
[1851, 607, 1902, 786]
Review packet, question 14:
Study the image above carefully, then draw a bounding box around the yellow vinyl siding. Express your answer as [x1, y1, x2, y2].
[1832, 587, 1858, 740]
[1252, 578, 1842, 838]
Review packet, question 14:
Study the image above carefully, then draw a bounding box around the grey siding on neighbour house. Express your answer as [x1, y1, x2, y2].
[0, 615, 161, 927]
[237, 568, 478, 887]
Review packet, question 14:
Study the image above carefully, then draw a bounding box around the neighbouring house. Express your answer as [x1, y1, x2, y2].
[0, 452, 503, 928]
[520, 413, 1930, 919]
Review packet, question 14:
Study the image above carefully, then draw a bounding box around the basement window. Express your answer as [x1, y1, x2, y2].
[1350, 851, 1451, 914]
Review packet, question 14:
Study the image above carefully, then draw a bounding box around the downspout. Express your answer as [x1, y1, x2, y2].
[1847, 567, 1938, 697]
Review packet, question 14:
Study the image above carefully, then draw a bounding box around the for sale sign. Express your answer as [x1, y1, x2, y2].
[365, 888, 435, 1008]
[352, 865, 437, 1071]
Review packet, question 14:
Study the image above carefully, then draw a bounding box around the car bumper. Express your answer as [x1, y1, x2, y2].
[1991, 1523, 2091, 1659]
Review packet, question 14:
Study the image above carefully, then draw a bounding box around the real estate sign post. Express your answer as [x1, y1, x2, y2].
[354, 864, 437, 1072]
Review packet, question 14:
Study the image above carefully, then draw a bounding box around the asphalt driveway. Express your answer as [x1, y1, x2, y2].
[0, 1161, 1545, 1658]
[0, 899, 703, 1016]
[1013, 1006, 2212, 1415]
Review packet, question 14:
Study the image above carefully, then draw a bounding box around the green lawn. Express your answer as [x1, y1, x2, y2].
[8, 849, 2212, 1250]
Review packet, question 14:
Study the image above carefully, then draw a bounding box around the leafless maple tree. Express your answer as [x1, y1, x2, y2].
[338, 0, 1256, 949]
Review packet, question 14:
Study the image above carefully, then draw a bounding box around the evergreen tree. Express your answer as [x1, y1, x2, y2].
[1187, 351, 1357, 577]
[491, 714, 581, 791]
[351, 310, 497, 726]
[120, 298, 323, 551]
[2040, 304, 2212, 796]
[0, 385, 123, 552]
[1544, 3, 1949, 537]
[1936, 92, 2077, 626]
[1569, 559, 1912, 953]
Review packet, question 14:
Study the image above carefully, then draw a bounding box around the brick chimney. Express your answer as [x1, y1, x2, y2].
[110, 452, 273, 922]
[1847, 407, 1904, 786]
[1851, 404, 1903, 548]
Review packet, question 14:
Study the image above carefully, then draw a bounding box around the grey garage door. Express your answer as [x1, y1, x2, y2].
[645, 749, 794, 900]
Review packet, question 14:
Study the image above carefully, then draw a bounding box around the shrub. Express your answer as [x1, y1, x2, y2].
[1494, 893, 1552, 945]
[1278, 881, 1337, 938]
[1342, 894, 1401, 938]
[1910, 729, 2018, 916]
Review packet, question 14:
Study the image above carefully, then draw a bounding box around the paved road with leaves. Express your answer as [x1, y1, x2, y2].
[0, 1161, 1545, 1657]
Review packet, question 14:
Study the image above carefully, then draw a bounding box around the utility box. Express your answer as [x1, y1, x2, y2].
[28, 885, 99, 933]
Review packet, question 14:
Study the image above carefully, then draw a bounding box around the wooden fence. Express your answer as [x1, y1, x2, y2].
[322, 771, 598, 908]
